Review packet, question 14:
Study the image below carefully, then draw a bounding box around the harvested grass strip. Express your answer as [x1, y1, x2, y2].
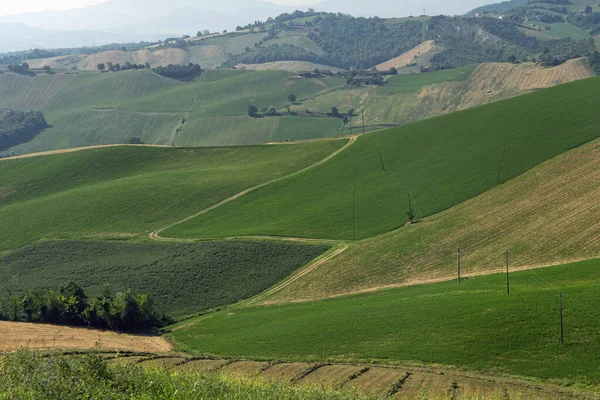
[290, 363, 329, 383]
[336, 366, 370, 390]
[386, 371, 411, 397]
[259, 360, 284, 374]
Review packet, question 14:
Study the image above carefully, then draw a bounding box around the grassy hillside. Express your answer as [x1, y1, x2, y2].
[0, 69, 346, 154]
[164, 76, 600, 241]
[0, 140, 344, 252]
[294, 59, 593, 133]
[172, 258, 600, 387]
[0, 240, 329, 317]
[270, 135, 600, 302]
[377, 65, 476, 94]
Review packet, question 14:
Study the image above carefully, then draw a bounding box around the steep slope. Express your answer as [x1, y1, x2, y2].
[297, 59, 593, 132]
[268, 135, 600, 302]
[163, 76, 600, 241]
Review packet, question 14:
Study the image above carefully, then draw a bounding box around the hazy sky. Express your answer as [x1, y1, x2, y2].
[0, 0, 320, 16]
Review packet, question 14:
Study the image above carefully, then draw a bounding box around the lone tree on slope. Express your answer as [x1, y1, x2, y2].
[288, 94, 297, 103]
[97, 63, 106, 72]
[247, 104, 258, 117]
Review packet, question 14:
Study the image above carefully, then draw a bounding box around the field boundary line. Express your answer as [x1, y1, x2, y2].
[149, 136, 356, 241]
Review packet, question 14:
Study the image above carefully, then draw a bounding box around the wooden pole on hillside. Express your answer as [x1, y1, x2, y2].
[362, 107, 366, 135]
[505, 249, 510, 295]
[457, 248, 461, 285]
[559, 290, 564, 345]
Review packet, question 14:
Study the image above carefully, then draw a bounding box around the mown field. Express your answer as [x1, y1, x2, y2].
[164, 76, 600, 241]
[377, 65, 476, 94]
[172, 258, 600, 387]
[0, 351, 371, 400]
[0, 141, 344, 252]
[0, 240, 329, 317]
[267, 135, 600, 302]
[0, 69, 346, 154]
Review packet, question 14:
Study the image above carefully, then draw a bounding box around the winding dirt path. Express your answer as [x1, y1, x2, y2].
[148, 136, 358, 303]
[0, 144, 173, 161]
[149, 136, 356, 241]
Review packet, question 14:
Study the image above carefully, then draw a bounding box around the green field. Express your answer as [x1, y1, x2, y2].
[164, 77, 600, 241]
[0, 69, 346, 154]
[0, 240, 329, 317]
[172, 258, 600, 386]
[377, 65, 477, 94]
[0, 141, 344, 252]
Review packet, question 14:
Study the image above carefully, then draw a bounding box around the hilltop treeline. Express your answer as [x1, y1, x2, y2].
[0, 282, 171, 333]
[153, 63, 202, 79]
[0, 110, 48, 151]
[308, 15, 423, 69]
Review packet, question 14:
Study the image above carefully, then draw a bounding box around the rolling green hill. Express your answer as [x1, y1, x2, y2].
[171, 258, 600, 387]
[163, 76, 600, 241]
[0, 69, 345, 154]
[0, 140, 344, 252]
[0, 240, 329, 317]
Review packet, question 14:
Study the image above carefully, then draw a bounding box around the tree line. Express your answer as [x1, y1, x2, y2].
[0, 282, 172, 333]
[0, 110, 48, 151]
[97, 62, 150, 72]
[152, 63, 202, 79]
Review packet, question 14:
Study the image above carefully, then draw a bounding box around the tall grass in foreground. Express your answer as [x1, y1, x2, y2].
[0, 351, 371, 400]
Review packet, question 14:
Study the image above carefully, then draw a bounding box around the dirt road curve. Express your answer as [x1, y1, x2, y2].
[0, 144, 172, 161]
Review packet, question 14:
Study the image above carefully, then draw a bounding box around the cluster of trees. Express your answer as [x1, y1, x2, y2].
[567, 10, 600, 34]
[0, 110, 48, 151]
[152, 63, 202, 79]
[97, 62, 150, 72]
[7, 63, 31, 74]
[588, 50, 600, 74]
[307, 15, 423, 69]
[0, 282, 171, 333]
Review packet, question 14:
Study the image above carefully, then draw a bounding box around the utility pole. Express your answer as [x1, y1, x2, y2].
[457, 248, 461, 284]
[362, 112, 365, 135]
[559, 290, 564, 345]
[505, 249, 510, 295]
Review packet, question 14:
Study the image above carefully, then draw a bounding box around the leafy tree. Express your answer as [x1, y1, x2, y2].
[331, 107, 339, 117]
[347, 108, 354, 117]
[508, 55, 517, 64]
[247, 104, 258, 116]
[0, 110, 48, 151]
[288, 94, 297, 103]
[197, 31, 203, 37]
[585, 6, 593, 15]
[388, 67, 398, 75]
[97, 63, 105, 72]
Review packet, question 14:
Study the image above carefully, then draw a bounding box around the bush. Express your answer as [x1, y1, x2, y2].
[125, 137, 144, 144]
[247, 104, 258, 116]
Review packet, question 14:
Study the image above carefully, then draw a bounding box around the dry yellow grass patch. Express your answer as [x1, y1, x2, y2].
[376, 40, 435, 71]
[175, 359, 229, 373]
[299, 365, 363, 388]
[0, 321, 172, 353]
[237, 61, 345, 73]
[259, 362, 311, 382]
[219, 361, 268, 378]
[343, 367, 406, 396]
[267, 136, 600, 303]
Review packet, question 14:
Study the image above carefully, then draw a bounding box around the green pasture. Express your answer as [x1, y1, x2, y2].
[164, 76, 600, 241]
[172, 258, 600, 387]
[0, 240, 329, 317]
[377, 65, 477, 94]
[0, 141, 345, 251]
